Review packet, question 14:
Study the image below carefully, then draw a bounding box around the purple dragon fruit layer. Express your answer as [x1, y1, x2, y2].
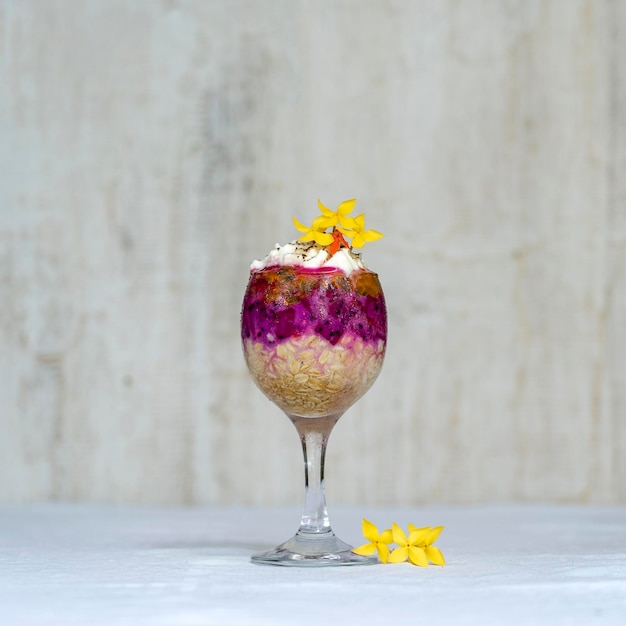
[241, 267, 387, 347]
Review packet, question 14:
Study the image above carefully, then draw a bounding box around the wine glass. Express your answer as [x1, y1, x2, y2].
[241, 263, 387, 566]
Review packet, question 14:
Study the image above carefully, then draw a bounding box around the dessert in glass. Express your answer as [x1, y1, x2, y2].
[241, 199, 386, 566]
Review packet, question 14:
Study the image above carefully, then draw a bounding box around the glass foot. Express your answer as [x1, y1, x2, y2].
[251, 531, 378, 567]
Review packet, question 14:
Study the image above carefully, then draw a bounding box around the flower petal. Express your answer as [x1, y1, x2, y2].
[408, 524, 429, 534]
[313, 231, 334, 246]
[376, 543, 390, 564]
[425, 545, 446, 566]
[424, 526, 444, 545]
[351, 233, 366, 248]
[362, 519, 379, 543]
[408, 546, 429, 567]
[362, 229, 384, 242]
[408, 527, 431, 547]
[312, 214, 336, 230]
[337, 198, 356, 216]
[336, 226, 355, 238]
[391, 522, 407, 546]
[379, 528, 393, 544]
[352, 542, 377, 556]
[388, 546, 408, 563]
[317, 199, 334, 217]
[292, 216, 310, 233]
[337, 215, 358, 229]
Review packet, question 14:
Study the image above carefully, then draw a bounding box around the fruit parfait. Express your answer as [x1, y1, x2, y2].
[241, 199, 387, 422]
[241, 198, 386, 566]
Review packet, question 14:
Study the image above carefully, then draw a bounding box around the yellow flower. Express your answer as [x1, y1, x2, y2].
[352, 518, 393, 563]
[388, 522, 430, 566]
[292, 198, 383, 250]
[409, 524, 446, 566]
[316, 198, 358, 230]
[292, 215, 334, 246]
[339, 213, 384, 249]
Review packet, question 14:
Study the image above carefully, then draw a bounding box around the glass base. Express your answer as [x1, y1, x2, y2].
[251, 531, 378, 567]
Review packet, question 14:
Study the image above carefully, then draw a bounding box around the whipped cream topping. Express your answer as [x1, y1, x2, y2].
[251, 240, 366, 275]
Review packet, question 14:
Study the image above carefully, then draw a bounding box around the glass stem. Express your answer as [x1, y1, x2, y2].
[292, 415, 339, 536]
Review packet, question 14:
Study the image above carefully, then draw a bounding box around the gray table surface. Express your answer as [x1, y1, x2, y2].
[1, 503, 626, 625]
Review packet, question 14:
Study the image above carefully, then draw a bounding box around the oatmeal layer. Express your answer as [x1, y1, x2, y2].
[243, 332, 385, 417]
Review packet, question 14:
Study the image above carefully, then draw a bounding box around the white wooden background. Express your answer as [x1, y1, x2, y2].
[1, 0, 625, 506]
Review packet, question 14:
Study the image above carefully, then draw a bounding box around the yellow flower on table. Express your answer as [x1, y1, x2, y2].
[352, 518, 393, 564]
[409, 524, 446, 566]
[388, 522, 446, 567]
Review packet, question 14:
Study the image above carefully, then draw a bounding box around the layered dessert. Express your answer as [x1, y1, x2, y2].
[241, 202, 387, 418]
